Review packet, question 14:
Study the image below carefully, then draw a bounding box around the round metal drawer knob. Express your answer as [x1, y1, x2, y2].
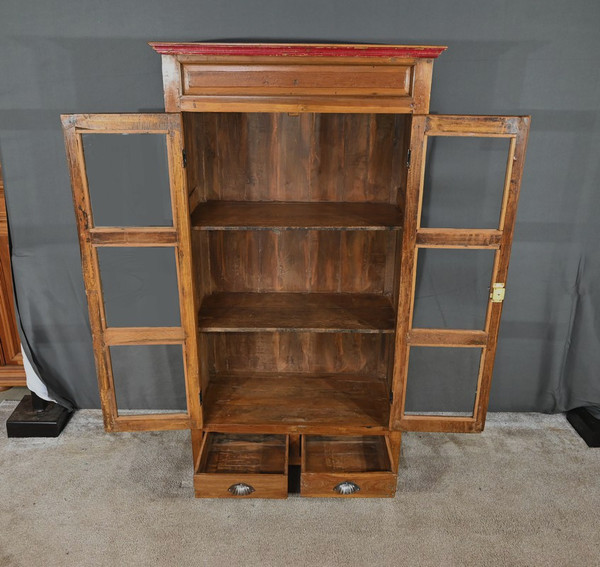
[228, 483, 255, 496]
[334, 481, 360, 495]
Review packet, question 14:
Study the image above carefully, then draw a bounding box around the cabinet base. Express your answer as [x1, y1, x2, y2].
[566, 407, 600, 448]
[193, 431, 400, 498]
[6, 395, 73, 438]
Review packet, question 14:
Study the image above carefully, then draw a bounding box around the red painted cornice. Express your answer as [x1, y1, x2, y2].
[149, 42, 447, 59]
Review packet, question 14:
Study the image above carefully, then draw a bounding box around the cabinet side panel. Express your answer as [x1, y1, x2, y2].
[0, 163, 26, 384]
[182, 113, 207, 211]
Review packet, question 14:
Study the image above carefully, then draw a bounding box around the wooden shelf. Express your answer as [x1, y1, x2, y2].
[191, 201, 403, 231]
[203, 373, 390, 434]
[198, 292, 396, 333]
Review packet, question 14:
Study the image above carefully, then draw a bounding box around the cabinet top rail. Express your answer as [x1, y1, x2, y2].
[149, 42, 447, 59]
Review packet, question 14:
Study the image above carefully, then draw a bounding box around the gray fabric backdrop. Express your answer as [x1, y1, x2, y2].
[0, 0, 598, 412]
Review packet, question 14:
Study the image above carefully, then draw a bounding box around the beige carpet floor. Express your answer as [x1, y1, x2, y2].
[1, 401, 599, 567]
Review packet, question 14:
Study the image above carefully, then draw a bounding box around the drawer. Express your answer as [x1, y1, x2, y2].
[301, 435, 396, 498]
[194, 433, 288, 498]
[182, 63, 413, 97]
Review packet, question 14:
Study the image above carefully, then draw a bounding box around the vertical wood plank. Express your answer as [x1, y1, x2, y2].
[200, 113, 218, 200]
[161, 55, 182, 112]
[258, 231, 278, 291]
[340, 231, 387, 293]
[309, 231, 341, 292]
[343, 114, 370, 201]
[216, 113, 246, 200]
[389, 116, 427, 429]
[278, 114, 311, 200]
[386, 431, 402, 473]
[166, 113, 203, 429]
[62, 115, 118, 431]
[366, 114, 397, 203]
[276, 231, 309, 291]
[412, 60, 434, 114]
[315, 114, 345, 201]
[473, 118, 530, 430]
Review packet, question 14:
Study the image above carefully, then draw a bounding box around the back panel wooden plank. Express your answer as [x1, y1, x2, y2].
[208, 332, 391, 376]
[206, 230, 396, 294]
[189, 113, 409, 203]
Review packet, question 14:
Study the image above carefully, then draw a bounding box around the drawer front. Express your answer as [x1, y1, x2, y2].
[195, 472, 287, 499]
[182, 63, 413, 97]
[194, 432, 288, 499]
[301, 471, 396, 498]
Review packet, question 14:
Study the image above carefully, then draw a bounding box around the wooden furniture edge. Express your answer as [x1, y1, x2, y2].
[149, 42, 447, 58]
[0, 162, 26, 386]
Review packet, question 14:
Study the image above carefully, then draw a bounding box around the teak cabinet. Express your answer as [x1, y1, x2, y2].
[62, 42, 530, 498]
[0, 162, 26, 389]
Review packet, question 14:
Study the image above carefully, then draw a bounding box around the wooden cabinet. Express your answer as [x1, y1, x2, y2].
[0, 162, 26, 389]
[62, 42, 529, 498]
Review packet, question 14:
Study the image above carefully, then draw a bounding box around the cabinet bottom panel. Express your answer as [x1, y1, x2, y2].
[202, 373, 390, 434]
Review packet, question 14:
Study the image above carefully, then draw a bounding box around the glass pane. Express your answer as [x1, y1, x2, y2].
[97, 247, 180, 327]
[421, 136, 509, 229]
[110, 345, 186, 411]
[83, 133, 172, 227]
[404, 347, 482, 416]
[412, 249, 494, 330]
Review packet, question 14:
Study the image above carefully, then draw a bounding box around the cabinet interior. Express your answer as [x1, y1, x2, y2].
[185, 112, 411, 432]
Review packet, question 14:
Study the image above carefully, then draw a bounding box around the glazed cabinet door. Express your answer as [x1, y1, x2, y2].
[391, 115, 530, 433]
[62, 114, 201, 432]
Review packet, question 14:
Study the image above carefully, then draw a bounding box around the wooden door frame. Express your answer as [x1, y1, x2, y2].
[390, 114, 530, 433]
[62, 113, 201, 432]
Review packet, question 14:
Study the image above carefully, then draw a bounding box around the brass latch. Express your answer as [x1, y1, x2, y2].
[490, 283, 506, 303]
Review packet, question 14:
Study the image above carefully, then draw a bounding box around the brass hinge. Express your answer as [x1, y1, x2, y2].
[490, 283, 506, 303]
